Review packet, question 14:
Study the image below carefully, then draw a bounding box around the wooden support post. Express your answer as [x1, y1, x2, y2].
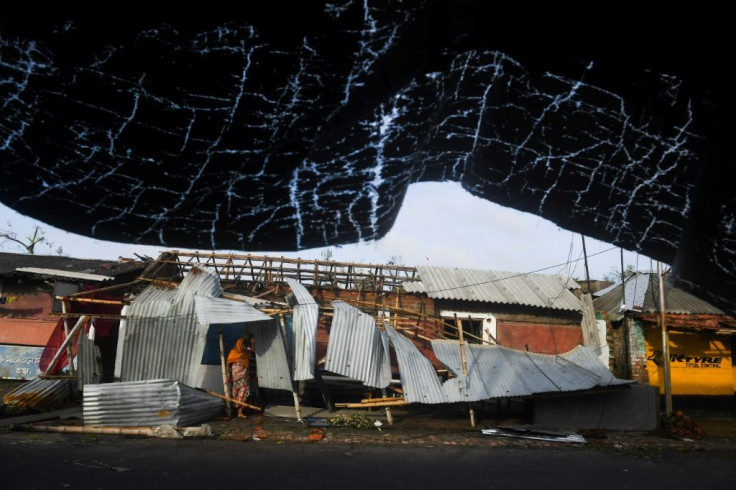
[292, 392, 303, 422]
[218, 327, 231, 418]
[59, 301, 76, 377]
[382, 388, 393, 425]
[43, 316, 87, 376]
[455, 314, 475, 427]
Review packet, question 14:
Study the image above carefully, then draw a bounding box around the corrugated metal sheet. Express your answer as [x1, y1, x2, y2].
[384, 324, 446, 404]
[77, 330, 101, 391]
[285, 277, 316, 305]
[325, 301, 391, 389]
[83, 379, 224, 427]
[194, 295, 273, 324]
[2, 378, 75, 412]
[285, 279, 318, 381]
[403, 266, 582, 311]
[593, 272, 724, 321]
[432, 341, 631, 400]
[246, 319, 293, 392]
[119, 264, 222, 386]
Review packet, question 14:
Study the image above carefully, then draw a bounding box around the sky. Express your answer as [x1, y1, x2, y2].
[0, 181, 657, 281]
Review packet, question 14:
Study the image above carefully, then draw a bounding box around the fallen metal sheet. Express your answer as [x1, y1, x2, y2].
[2, 378, 75, 413]
[83, 379, 224, 427]
[285, 279, 318, 381]
[193, 295, 273, 325]
[119, 264, 220, 386]
[325, 301, 391, 389]
[481, 426, 586, 444]
[247, 319, 293, 392]
[384, 324, 446, 404]
[431, 341, 632, 401]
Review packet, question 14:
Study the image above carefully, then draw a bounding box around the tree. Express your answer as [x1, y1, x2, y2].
[0, 222, 64, 255]
[603, 263, 635, 283]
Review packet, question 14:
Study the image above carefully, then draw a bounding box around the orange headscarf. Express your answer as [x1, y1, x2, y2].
[227, 337, 250, 366]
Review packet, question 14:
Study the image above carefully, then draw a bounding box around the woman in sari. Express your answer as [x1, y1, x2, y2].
[227, 335, 253, 418]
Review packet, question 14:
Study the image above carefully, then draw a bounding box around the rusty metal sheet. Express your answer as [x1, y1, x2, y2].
[2, 377, 74, 412]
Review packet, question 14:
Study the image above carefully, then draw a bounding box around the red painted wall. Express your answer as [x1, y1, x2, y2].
[0, 318, 57, 346]
[497, 322, 583, 354]
[0, 289, 56, 346]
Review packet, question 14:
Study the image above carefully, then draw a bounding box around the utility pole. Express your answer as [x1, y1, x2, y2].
[620, 249, 626, 307]
[658, 261, 673, 416]
[581, 235, 591, 293]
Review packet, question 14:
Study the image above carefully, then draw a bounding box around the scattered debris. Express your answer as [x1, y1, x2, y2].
[662, 410, 706, 439]
[481, 426, 586, 444]
[308, 428, 325, 441]
[327, 414, 377, 430]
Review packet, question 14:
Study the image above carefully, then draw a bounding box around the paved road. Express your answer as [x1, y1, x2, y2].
[2, 432, 734, 489]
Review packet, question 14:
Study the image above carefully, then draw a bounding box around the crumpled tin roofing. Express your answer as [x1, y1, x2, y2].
[247, 319, 293, 391]
[119, 264, 222, 386]
[431, 341, 631, 400]
[384, 324, 446, 404]
[83, 379, 224, 427]
[193, 295, 274, 325]
[325, 301, 391, 389]
[285, 279, 318, 381]
[593, 272, 725, 321]
[402, 266, 582, 311]
[2, 378, 75, 412]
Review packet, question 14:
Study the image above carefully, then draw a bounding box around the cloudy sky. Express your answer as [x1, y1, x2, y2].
[0, 181, 655, 280]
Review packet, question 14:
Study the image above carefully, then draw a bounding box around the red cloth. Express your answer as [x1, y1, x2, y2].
[39, 286, 123, 374]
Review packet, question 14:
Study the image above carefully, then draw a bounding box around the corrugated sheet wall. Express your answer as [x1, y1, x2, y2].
[325, 301, 391, 389]
[285, 279, 317, 381]
[120, 265, 222, 386]
[77, 330, 101, 391]
[246, 319, 293, 392]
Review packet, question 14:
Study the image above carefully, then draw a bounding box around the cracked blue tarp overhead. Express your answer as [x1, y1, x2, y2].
[0, 2, 733, 314]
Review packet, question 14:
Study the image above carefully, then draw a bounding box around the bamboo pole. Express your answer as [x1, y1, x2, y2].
[16, 425, 158, 436]
[56, 296, 127, 306]
[334, 400, 410, 408]
[43, 316, 87, 376]
[59, 301, 76, 377]
[456, 315, 475, 427]
[200, 389, 263, 411]
[219, 328, 232, 418]
[68, 279, 143, 297]
[381, 388, 393, 425]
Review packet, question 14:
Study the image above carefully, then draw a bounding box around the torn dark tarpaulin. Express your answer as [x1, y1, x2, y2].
[1, 2, 734, 314]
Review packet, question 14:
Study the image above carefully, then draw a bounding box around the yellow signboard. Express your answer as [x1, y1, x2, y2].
[645, 328, 734, 396]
